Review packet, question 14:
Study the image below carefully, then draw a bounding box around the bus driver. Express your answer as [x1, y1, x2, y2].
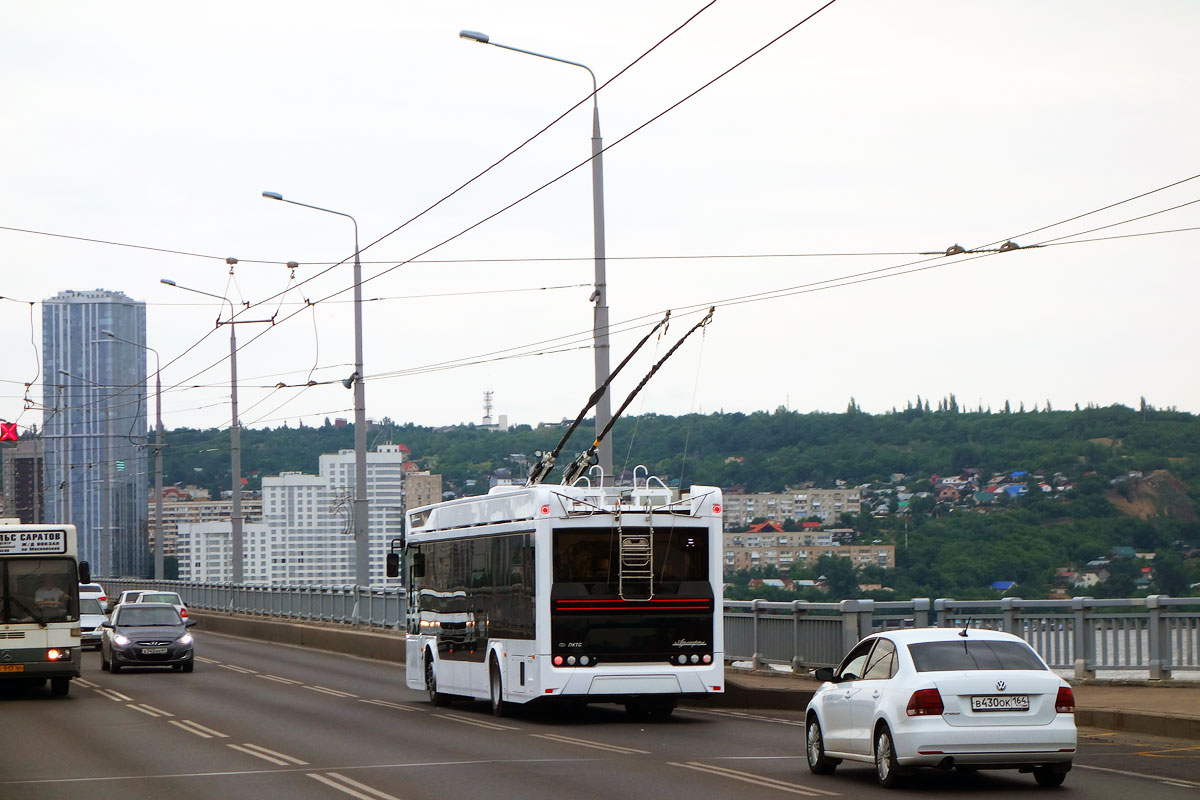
[34, 575, 69, 615]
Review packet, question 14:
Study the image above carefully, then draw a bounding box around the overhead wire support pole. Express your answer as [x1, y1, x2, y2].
[161, 271, 273, 584]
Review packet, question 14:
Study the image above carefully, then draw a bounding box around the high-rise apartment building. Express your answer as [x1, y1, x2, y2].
[177, 444, 442, 586]
[42, 289, 150, 577]
[2, 439, 45, 523]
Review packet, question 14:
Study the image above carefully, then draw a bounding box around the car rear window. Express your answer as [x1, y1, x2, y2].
[79, 584, 104, 593]
[909, 640, 1047, 672]
[79, 598, 106, 615]
[139, 593, 180, 604]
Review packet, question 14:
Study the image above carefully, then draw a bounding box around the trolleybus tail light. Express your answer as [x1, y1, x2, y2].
[1055, 686, 1075, 713]
[906, 688, 945, 716]
[712, 504, 721, 515]
[553, 656, 564, 666]
[46, 649, 66, 661]
[702, 654, 712, 664]
[566, 656, 577, 666]
[540, 505, 550, 516]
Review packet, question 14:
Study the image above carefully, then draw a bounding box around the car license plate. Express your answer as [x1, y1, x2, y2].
[971, 694, 1030, 712]
[0, 664, 24, 673]
[140, 647, 168, 655]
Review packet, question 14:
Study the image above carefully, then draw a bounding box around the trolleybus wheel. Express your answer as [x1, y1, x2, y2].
[426, 651, 451, 707]
[489, 659, 508, 717]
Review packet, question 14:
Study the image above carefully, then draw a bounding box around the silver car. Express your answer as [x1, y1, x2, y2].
[78, 596, 108, 649]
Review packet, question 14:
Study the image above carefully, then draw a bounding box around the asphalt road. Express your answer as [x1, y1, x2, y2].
[1, 633, 1198, 800]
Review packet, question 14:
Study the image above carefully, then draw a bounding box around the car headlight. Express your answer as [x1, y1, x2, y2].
[113, 634, 130, 647]
[177, 633, 193, 646]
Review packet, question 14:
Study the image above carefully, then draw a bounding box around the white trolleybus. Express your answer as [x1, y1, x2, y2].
[389, 476, 724, 718]
[0, 521, 88, 696]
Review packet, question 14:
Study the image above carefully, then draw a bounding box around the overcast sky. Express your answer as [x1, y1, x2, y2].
[2, 1, 1197, 437]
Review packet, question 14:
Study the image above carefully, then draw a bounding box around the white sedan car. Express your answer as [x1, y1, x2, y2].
[805, 627, 1075, 788]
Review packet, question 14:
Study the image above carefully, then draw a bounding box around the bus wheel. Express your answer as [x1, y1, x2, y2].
[489, 660, 508, 717]
[426, 653, 451, 707]
[50, 677, 70, 697]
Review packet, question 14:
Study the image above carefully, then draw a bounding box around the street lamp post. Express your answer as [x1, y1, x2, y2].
[162, 274, 270, 584]
[102, 329, 164, 580]
[460, 30, 613, 482]
[261, 191, 370, 587]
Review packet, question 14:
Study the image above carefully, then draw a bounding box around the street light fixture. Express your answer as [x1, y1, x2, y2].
[101, 329, 164, 580]
[459, 29, 613, 482]
[261, 190, 370, 587]
[161, 275, 270, 584]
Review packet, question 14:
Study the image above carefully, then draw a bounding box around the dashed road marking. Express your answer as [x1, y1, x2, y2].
[684, 708, 805, 726]
[220, 664, 259, 674]
[305, 685, 359, 698]
[530, 733, 648, 755]
[1076, 764, 1200, 789]
[308, 771, 404, 800]
[432, 713, 519, 732]
[258, 674, 303, 685]
[359, 699, 420, 712]
[95, 688, 132, 702]
[228, 743, 309, 766]
[169, 719, 229, 739]
[127, 703, 174, 717]
[670, 761, 840, 796]
[74, 678, 98, 688]
[195, 656, 220, 664]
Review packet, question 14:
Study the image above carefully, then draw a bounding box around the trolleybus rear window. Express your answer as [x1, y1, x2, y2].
[554, 527, 708, 587]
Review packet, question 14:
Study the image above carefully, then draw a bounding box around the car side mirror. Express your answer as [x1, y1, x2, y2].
[185, 619, 197, 627]
[101, 621, 114, 628]
[813, 666, 836, 683]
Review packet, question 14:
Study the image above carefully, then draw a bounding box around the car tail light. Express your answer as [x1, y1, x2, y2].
[1055, 686, 1075, 713]
[906, 688, 944, 716]
[179, 608, 188, 619]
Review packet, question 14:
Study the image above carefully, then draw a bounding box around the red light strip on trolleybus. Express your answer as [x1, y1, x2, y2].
[554, 598, 713, 612]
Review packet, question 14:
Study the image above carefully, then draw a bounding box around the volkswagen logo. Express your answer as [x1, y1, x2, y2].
[996, 680, 1006, 692]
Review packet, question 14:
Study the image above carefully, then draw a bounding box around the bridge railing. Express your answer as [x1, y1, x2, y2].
[101, 578, 1200, 679]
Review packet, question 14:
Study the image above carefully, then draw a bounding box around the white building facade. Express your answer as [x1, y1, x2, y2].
[177, 444, 438, 586]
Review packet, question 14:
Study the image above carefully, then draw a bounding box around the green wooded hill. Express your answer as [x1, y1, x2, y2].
[163, 402, 1200, 499]
[160, 401, 1200, 599]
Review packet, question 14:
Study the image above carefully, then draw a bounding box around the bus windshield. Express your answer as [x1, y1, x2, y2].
[1, 557, 79, 624]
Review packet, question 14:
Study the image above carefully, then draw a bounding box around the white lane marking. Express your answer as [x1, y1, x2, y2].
[220, 664, 259, 674]
[0, 758, 589, 786]
[531, 733, 648, 755]
[305, 685, 359, 698]
[684, 708, 805, 726]
[135, 703, 174, 717]
[258, 674, 303, 685]
[670, 761, 840, 796]
[128, 704, 162, 717]
[169, 720, 229, 739]
[308, 772, 404, 800]
[432, 713, 519, 732]
[228, 743, 309, 766]
[1076, 764, 1200, 789]
[195, 656, 220, 663]
[74, 678, 98, 688]
[95, 688, 132, 702]
[359, 699, 420, 712]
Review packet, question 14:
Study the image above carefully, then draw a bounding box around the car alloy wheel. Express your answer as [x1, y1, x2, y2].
[806, 717, 838, 775]
[875, 725, 904, 789]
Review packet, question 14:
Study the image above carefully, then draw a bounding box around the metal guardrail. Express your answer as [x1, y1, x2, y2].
[101, 579, 1200, 679]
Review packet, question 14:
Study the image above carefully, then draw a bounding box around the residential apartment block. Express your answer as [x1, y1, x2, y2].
[723, 529, 893, 573]
[147, 489, 263, 558]
[176, 444, 441, 586]
[721, 488, 861, 529]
